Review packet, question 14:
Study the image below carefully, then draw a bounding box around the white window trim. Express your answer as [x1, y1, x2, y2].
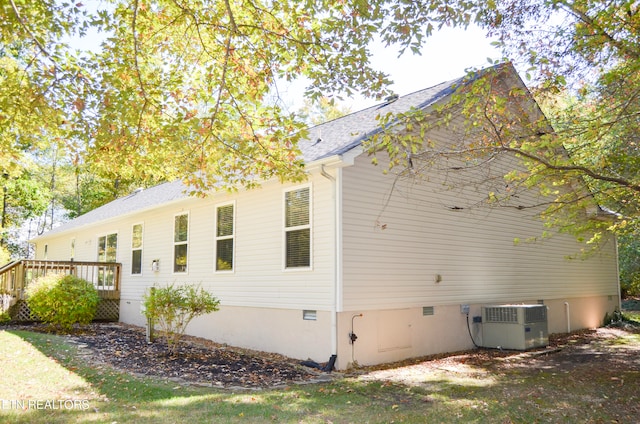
[173, 212, 189, 274]
[97, 231, 119, 263]
[214, 201, 236, 273]
[131, 222, 144, 276]
[283, 184, 313, 271]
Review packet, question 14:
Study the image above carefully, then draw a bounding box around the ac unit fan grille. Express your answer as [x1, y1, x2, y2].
[485, 307, 518, 323]
[525, 307, 547, 323]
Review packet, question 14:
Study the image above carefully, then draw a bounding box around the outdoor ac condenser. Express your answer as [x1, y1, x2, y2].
[481, 304, 549, 350]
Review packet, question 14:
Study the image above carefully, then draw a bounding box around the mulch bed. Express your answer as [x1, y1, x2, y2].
[5, 322, 325, 389]
[4, 319, 639, 390]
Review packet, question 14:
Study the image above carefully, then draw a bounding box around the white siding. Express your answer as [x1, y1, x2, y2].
[34, 170, 336, 311]
[341, 152, 619, 311]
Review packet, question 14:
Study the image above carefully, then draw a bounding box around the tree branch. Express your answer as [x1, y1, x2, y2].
[131, 0, 149, 144]
[501, 144, 640, 193]
[9, 0, 54, 61]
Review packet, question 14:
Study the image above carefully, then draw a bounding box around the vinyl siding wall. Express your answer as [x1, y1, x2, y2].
[335, 151, 619, 368]
[340, 152, 619, 311]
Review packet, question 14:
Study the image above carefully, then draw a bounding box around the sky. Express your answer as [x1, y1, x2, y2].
[276, 24, 501, 113]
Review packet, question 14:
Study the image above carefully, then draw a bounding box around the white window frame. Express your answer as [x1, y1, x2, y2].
[96, 231, 118, 289]
[131, 223, 144, 276]
[283, 184, 312, 271]
[97, 231, 118, 263]
[214, 201, 235, 273]
[173, 212, 189, 274]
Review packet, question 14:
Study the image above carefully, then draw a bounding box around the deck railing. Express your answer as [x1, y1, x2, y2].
[0, 259, 121, 301]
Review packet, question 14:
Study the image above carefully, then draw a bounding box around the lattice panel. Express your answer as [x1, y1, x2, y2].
[8, 299, 119, 322]
[95, 299, 119, 321]
[9, 301, 33, 322]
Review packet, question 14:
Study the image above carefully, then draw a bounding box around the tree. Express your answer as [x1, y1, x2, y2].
[2, 0, 638, 247]
[367, 0, 639, 250]
[1, 167, 49, 255]
[298, 96, 352, 126]
[3, 0, 397, 196]
[618, 234, 640, 297]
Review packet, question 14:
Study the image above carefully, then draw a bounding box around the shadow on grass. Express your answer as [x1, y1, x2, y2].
[2, 329, 419, 423]
[2, 329, 237, 423]
[4, 326, 640, 424]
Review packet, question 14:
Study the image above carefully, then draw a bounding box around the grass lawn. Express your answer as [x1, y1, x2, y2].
[1, 324, 639, 423]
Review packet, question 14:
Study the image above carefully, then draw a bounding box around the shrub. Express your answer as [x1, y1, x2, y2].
[143, 283, 220, 355]
[26, 274, 100, 331]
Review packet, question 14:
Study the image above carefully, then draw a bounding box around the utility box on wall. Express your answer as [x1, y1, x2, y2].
[481, 305, 548, 350]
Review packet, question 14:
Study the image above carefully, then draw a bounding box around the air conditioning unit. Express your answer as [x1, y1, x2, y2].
[481, 304, 548, 350]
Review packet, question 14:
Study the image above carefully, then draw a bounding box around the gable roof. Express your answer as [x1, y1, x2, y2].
[33, 64, 513, 240]
[298, 73, 466, 162]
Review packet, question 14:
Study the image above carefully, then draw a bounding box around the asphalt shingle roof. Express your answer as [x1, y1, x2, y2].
[34, 71, 473, 239]
[298, 75, 463, 162]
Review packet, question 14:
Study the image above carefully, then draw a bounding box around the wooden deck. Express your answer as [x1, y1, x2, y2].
[0, 260, 121, 321]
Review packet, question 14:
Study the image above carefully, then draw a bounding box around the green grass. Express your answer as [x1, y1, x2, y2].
[1, 328, 639, 423]
[623, 310, 640, 325]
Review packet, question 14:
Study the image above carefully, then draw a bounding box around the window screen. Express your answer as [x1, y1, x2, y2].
[285, 187, 310, 268]
[216, 204, 234, 271]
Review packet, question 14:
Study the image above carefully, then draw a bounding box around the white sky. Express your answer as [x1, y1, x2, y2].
[366, 25, 500, 105]
[275, 24, 500, 112]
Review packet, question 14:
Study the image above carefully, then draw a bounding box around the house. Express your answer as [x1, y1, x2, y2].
[30, 63, 620, 370]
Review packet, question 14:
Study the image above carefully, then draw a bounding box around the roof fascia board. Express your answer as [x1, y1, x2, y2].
[305, 151, 358, 171]
[30, 195, 196, 242]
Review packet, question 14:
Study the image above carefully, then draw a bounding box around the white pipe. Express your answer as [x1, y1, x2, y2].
[321, 165, 339, 358]
[564, 302, 570, 333]
[614, 234, 622, 312]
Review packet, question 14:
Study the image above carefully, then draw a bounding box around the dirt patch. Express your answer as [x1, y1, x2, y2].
[356, 326, 640, 387]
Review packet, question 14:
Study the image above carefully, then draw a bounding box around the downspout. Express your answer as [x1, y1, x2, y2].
[321, 164, 340, 364]
[564, 302, 571, 333]
[614, 234, 622, 312]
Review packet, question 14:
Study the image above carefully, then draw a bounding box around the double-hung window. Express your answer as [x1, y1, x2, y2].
[97, 232, 117, 287]
[215, 203, 235, 271]
[174, 213, 189, 273]
[284, 186, 311, 269]
[131, 223, 143, 275]
[98, 233, 118, 263]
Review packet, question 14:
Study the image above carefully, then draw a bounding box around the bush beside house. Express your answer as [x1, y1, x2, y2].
[26, 274, 100, 330]
[143, 283, 220, 355]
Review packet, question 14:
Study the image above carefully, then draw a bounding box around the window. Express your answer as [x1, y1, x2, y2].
[131, 223, 143, 275]
[215, 203, 234, 271]
[97, 232, 117, 287]
[284, 186, 311, 268]
[174, 213, 188, 273]
[98, 233, 118, 262]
